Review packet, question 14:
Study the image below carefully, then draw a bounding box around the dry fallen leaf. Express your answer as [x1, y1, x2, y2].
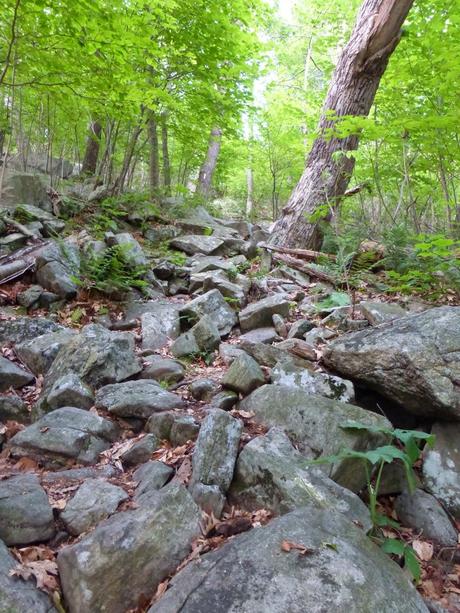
[412, 540, 434, 562]
[281, 540, 315, 555]
[10, 560, 59, 592]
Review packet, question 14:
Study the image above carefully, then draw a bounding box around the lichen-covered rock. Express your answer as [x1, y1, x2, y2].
[422, 423, 460, 519]
[134, 461, 174, 503]
[0, 356, 34, 392]
[324, 306, 460, 420]
[35, 241, 79, 299]
[140, 356, 185, 384]
[47, 374, 94, 410]
[222, 353, 265, 396]
[170, 416, 200, 446]
[61, 479, 128, 536]
[239, 294, 291, 331]
[0, 317, 63, 345]
[15, 329, 75, 375]
[230, 428, 371, 530]
[141, 303, 180, 352]
[179, 290, 237, 336]
[0, 538, 56, 612]
[0, 474, 55, 545]
[240, 385, 391, 492]
[171, 315, 220, 358]
[58, 483, 201, 613]
[9, 407, 118, 467]
[149, 505, 428, 613]
[0, 395, 29, 423]
[95, 380, 184, 418]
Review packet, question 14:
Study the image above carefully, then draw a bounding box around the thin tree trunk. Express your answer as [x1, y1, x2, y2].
[81, 120, 102, 176]
[270, 0, 414, 250]
[161, 112, 171, 195]
[113, 122, 142, 195]
[246, 168, 254, 219]
[197, 127, 222, 199]
[148, 112, 160, 195]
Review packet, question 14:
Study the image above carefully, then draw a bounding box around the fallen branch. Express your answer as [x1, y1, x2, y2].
[272, 253, 336, 285]
[261, 243, 336, 262]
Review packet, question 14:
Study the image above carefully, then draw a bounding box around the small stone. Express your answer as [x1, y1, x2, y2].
[171, 330, 199, 357]
[15, 329, 75, 375]
[190, 482, 225, 517]
[0, 356, 34, 392]
[288, 319, 316, 339]
[141, 356, 185, 384]
[272, 314, 287, 338]
[212, 390, 239, 411]
[145, 411, 176, 439]
[95, 380, 184, 418]
[189, 379, 219, 401]
[179, 289, 237, 336]
[134, 461, 174, 502]
[170, 416, 200, 445]
[61, 479, 128, 536]
[218, 342, 246, 365]
[17, 285, 43, 308]
[239, 327, 280, 345]
[47, 374, 94, 411]
[222, 353, 265, 396]
[120, 434, 158, 467]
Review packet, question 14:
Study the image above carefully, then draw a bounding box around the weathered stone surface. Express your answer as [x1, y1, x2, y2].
[149, 505, 428, 613]
[202, 275, 246, 308]
[239, 294, 291, 331]
[141, 356, 185, 384]
[189, 378, 219, 401]
[0, 170, 50, 209]
[212, 390, 239, 411]
[106, 232, 147, 267]
[239, 327, 280, 345]
[170, 330, 200, 358]
[141, 304, 180, 352]
[189, 256, 236, 274]
[423, 423, 460, 519]
[47, 374, 94, 410]
[0, 356, 34, 392]
[0, 395, 29, 423]
[272, 313, 287, 337]
[58, 483, 201, 613]
[170, 234, 224, 256]
[95, 380, 184, 418]
[0, 538, 56, 612]
[15, 329, 75, 375]
[288, 319, 316, 339]
[359, 301, 407, 325]
[0, 474, 55, 545]
[134, 461, 174, 502]
[395, 489, 458, 546]
[324, 306, 460, 419]
[61, 479, 128, 536]
[42, 466, 118, 483]
[240, 385, 391, 492]
[17, 285, 43, 308]
[218, 342, 246, 365]
[172, 315, 221, 358]
[35, 241, 79, 299]
[120, 434, 158, 467]
[179, 290, 237, 336]
[230, 428, 371, 529]
[145, 411, 177, 439]
[9, 407, 118, 467]
[170, 416, 200, 446]
[239, 340, 311, 369]
[271, 361, 354, 403]
[275, 338, 317, 361]
[222, 353, 265, 396]
[44, 324, 142, 390]
[191, 409, 242, 514]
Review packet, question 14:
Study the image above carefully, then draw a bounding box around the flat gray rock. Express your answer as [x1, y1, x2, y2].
[134, 461, 174, 503]
[149, 505, 428, 613]
[359, 301, 407, 325]
[47, 374, 94, 410]
[120, 434, 158, 467]
[239, 327, 280, 345]
[222, 353, 265, 396]
[324, 306, 460, 419]
[0, 474, 55, 545]
[141, 356, 185, 384]
[61, 478, 128, 535]
[141, 303, 180, 352]
[0, 356, 34, 392]
[170, 234, 224, 256]
[239, 294, 291, 331]
[240, 384, 391, 492]
[58, 483, 201, 613]
[15, 329, 76, 375]
[95, 380, 184, 418]
[179, 290, 237, 336]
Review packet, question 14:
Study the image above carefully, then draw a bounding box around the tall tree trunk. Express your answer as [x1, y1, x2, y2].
[197, 127, 222, 199]
[246, 168, 254, 219]
[81, 120, 102, 176]
[148, 112, 160, 195]
[161, 112, 171, 195]
[270, 0, 414, 249]
[112, 122, 142, 195]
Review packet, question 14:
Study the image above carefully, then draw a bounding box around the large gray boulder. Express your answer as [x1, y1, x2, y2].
[0, 474, 55, 545]
[95, 380, 184, 418]
[0, 316, 62, 345]
[323, 306, 460, 420]
[179, 289, 237, 336]
[35, 241, 79, 299]
[15, 329, 76, 375]
[240, 384, 391, 492]
[0, 539, 56, 612]
[46, 374, 94, 410]
[0, 356, 34, 392]
[58, 483, 201, 613]
[359, 301, 407, 325]
[170, 234, 224, 256]
[171, 315, 220, 358]
[9, 407, 118, 467]
[230, 427, 371, 529]
[61, 479, 128, 535]
[149, 505, 428, 613]
[239, 294, 291, 331]
[222, 353, 265, 396]
[141, 305, 180, 352]
[106, 232, 147, 267]
[422, 422, 460, 519]
[0, 170, 50, 210]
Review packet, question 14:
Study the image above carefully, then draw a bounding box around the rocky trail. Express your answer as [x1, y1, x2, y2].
[0, 179, 459, 612]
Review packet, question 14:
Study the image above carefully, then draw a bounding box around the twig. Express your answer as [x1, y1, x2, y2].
[261, 242, 336, 262]
[271, 253, 336, 285]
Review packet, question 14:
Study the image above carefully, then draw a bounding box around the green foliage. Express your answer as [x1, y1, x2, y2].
[74, 244, 149, 294]
[315, 291, 350, 311]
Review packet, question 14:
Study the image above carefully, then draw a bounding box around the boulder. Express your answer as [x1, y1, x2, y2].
[230, 428, 371, 529]
[239, 294, 291, 331]
[271, 361, 354, 403]
[179, 290, 237, 336]
[9, 407, 118, 467]
[120, 434, 158, 467]
[395, 489, 457, 547]
[15, 329, 75, 375]
[141, 305, 180, 352]
[0, 395, 29, 423]
[17, 285, 44, 308]
[46, 374, 94, 410]
[35, 241, 80, 299]
[57, 484, 201, 613]
[323, 307, 460, 420]
[171, 315, 221, 358]
[149, 505, 428, 613]
[239, 340, 311, 369]
[170, 234, 224, 256]
[189, 378, 219, 401]
[106, 233, 147, 267]
[240, 327, 280, 345]
[222, 353, 265, 396]
[0, 170, 50, 210]
[240, 385, 391, 492]
[95, 380, 184, 418]
[0, 474, 55, 545]
[134, 461, 174, 503]
[140, 356, 185, 384]
[0, 539, 56, 612]
[0, 357, 34, 392]
[61, 479, 128, 536]
[359, 301, 408, 325]
[423, 423, 460, 519]
[170, 416, 200, 446]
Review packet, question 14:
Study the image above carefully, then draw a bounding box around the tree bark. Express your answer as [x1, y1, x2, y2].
[197, 127, 222, 199]
[270, 0, 414, 250]
[112, 123, 142, 195]
[246, 168, 254, 219]
[148, 112, 160, 195]
[161, 113, 171, 195]
[81, 120, 102, 176]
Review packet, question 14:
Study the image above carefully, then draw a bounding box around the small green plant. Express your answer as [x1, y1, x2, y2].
[315, 291, 351, 311]
[309, 421, 435, 581]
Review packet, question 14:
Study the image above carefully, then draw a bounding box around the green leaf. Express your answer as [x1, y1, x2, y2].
[404, 547, 421, 583]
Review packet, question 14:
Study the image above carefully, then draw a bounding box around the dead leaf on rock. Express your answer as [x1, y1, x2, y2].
[281, 540, 315, 555]
[10, 559, 58, 592]
[412, 540, 434, 562]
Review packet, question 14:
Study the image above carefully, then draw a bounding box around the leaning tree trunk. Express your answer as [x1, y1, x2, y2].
[81, 120, 102, 176]
[270, 0, 414, 250]
[197, 127, 222, 199]
[148, 112, 160, 195]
